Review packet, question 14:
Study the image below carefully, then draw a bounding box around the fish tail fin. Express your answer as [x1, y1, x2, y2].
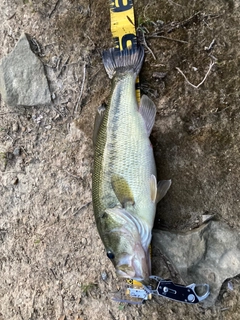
[102, 46, 144, 79]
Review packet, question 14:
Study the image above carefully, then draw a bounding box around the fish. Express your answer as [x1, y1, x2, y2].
[92, 46, 171, 282]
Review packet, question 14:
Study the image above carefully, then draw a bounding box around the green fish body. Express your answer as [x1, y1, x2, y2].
[92, 46, 171, 281]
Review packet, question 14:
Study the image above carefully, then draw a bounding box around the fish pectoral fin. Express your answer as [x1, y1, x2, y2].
[139, 95, 156, 136]
[93, 103, 106, 147]
[111, 175, 135, 207]
[156, 179, 172, 203]
[150, 174, 157, 203]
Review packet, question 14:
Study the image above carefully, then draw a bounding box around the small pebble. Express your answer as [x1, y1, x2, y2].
[12, 177, 19, 185]
[13, 147, 21, 156]
[67, 101, 74, 110]
[81, 238, 87, 245]
[12, 122, 19, 132]
[156, 20, 164, 26]
[101, 271, 108, 281]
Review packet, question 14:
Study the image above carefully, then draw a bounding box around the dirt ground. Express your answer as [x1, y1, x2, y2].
[0, 0, 240, 319]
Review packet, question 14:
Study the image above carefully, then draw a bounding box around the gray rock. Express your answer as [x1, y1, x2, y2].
[0, 33, 51, 107]
[153, 221, 240, 307]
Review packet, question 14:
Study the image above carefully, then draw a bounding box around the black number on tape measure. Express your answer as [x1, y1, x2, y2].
[122, 33, 136, 49]
[111, 0, 133, 12]
[114, 34, 136, 50]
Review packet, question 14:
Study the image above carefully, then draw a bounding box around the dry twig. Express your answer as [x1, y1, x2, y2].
[141, 30, 156, 60]
[204, 39, 216, 51]
[73, 202, 91, 215]
[149, 35, 188, 44]
[176, 60, 215, 89]
[75, 62, 87, 113]
[49, 0, 61, 18]
[62, 207, 71, 215]
[5, 12, 16, 20]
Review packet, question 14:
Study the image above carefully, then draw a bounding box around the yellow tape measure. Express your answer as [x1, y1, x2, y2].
[109, 0, 140, 102]
[110, 0, 136, 50]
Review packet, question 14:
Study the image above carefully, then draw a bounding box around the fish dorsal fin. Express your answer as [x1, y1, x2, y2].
[156, 179, 172, 203]
[93, 103, 106, 147]
[111, 175, 135, 207]
[139, 95, 156, 136]
[150, 174, 157, 203]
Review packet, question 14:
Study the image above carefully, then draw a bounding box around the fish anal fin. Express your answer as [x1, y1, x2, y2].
[156, 179, 172, 203]
[111, 175, 135, 207]
[139, 95, 156, 136]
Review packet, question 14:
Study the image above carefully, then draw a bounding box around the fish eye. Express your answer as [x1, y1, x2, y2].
[107, 251, 115, 259]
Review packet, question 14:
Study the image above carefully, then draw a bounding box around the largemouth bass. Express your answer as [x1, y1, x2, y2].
[92, 46, 171, 282]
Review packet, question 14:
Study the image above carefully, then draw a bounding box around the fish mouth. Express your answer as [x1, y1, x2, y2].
[116, 243, 151, 281]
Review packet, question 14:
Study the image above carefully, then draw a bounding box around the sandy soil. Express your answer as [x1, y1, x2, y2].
[0, 0, 240, 319]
